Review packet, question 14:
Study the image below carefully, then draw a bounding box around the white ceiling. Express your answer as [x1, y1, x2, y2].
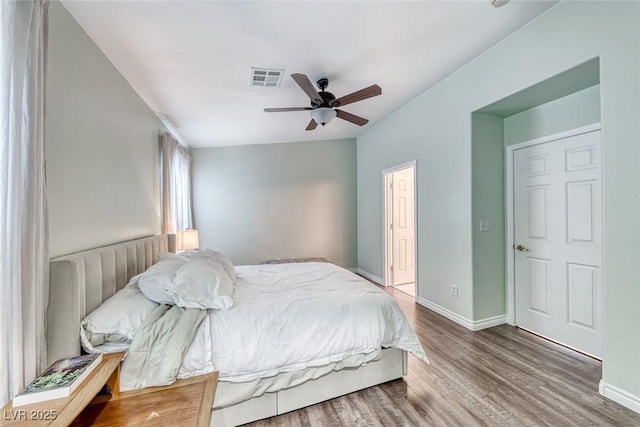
[61, 0, 558, 148]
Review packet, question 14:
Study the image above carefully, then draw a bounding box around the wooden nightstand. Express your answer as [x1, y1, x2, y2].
[0, 352, 124, 427]
[70, 372, 218, 427]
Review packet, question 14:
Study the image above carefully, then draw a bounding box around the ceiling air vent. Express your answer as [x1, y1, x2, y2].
[250, 68, 284, 87]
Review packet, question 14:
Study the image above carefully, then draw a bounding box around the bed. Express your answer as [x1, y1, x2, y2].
[47, 234, 425, 426]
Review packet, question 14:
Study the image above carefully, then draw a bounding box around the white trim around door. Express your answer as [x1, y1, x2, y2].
[505, 122, 602, 325]
[382, 160, 418, 298]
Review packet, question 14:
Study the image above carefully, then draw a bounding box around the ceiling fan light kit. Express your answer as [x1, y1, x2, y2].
[264, 73, 382, 130]
[310, 107, 336, 126]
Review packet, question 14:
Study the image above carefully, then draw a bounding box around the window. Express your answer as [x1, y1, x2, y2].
[162, 132, 193, 233]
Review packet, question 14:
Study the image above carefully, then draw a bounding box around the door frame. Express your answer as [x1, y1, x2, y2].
[505, 123, 602, 325]
[382, 160, 418, 296]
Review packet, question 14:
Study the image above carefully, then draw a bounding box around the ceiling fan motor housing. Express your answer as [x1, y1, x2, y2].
[311, 91, 336, 108]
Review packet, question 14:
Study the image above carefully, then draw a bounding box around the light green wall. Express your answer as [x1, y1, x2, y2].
[504, 85, 601, 146]
[357, 1, 640, 399]
[47, 2, 163, 257]
[471, 113, 505, 320]
[471, 85, 601, 321]
[192, 139, 357, 268]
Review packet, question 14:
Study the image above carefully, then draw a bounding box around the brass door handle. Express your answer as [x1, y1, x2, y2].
[514, 244, 529, 252]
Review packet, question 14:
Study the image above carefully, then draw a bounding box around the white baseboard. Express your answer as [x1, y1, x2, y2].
[416, 297, 506, 331]
[472, 314, 507, 330]
[351, 268, 385, 286]
[599, 380, 640, 414]
[351, 271, 506, 331]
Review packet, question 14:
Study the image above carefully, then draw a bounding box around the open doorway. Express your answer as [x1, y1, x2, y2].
[384, 161, 417, 298]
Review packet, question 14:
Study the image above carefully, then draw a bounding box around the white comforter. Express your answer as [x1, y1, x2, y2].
[178, 262, 427, 383]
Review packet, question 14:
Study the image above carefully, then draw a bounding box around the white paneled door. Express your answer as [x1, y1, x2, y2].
[513, 130, 602, 358]
[391, 168, 415, 285]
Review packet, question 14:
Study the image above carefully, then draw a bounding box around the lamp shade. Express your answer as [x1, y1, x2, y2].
[176, 229, 199, 251]
[310, 107, 337, 126]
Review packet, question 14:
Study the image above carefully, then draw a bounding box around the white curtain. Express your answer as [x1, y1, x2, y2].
[162, 132, 193, 233]
[0, 0, 50, 407]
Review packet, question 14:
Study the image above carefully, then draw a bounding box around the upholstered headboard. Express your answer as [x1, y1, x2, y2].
[47, 234, 175, 364]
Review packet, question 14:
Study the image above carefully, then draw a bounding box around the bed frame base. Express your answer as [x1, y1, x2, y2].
[211, 348, 407, 426]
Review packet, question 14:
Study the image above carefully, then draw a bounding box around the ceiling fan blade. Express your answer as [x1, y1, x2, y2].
[264, 107, 312, 112]
[335, 109, 369, 126]
[291, 73, 322, 104]
[331, 84, 382, 107]
[305, 119, 318, 131]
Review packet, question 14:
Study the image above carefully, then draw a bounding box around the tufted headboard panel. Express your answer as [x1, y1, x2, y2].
[47, 234, 175, 364]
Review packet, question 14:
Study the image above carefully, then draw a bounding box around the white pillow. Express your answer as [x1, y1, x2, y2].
[80, 276, 159, 353]
[184, 249, 237, 283]
[167, 257, 234, 310]
[158, 252, 189, 262]
[205, 249, 237, 283]
[137, 253, 188, 304]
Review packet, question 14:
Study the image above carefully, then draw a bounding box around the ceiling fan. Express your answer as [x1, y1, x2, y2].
[264, 73, 382, 131]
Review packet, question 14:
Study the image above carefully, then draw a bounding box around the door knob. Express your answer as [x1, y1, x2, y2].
[514, 244, 529, 252]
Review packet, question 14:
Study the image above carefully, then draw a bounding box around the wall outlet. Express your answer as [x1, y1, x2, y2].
[450, 284, 459, 297]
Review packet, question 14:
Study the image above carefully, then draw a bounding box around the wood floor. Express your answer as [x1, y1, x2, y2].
[393, 282, 416, 297]
[246, 288, 640, 426]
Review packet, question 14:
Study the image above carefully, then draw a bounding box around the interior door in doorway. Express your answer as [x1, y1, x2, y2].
[513, 130, 602, 357]
[390, 167, 415, 286]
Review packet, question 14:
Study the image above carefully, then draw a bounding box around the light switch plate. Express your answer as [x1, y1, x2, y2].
[480, 220, 492, 231]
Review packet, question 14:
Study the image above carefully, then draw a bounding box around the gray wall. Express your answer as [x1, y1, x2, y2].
[47, 2, 163, 257]
[357, 1, 640, 400]
[192, 139, 357, 268]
